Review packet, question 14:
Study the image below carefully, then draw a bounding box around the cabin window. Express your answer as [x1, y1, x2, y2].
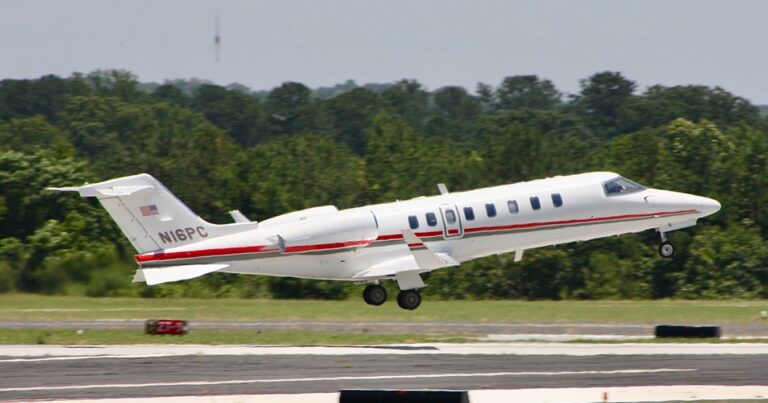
[603, 176, 645, 196]
[485, 203, 497, 217]
[445, 209, 457, 224]
[507, 200, 519, 214]
[426, 212, 438, 227]
[408, 215, 419, 229]
[463, 206, 475, 221]
[551, 193, 563, 207]
[530, 196, 541, 210]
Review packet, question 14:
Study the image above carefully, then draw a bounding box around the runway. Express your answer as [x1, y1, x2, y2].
[1, 343, 767, 402]
[2, 319, 767, 336]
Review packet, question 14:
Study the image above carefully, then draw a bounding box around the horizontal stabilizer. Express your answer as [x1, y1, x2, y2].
[134, 264, 228, 286]
[47, 184, 154, 197]
[46, 186, 82, 192]
[94, 185, 154, 197]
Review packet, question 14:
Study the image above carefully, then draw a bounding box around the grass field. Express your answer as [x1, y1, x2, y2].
[1, 294, 767, 323]
[1, 295, 766, 344]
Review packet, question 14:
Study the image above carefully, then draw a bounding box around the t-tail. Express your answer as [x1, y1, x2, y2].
[48, 174, 256, 254]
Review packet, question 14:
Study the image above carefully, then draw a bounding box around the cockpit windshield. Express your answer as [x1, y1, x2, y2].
[603, 176, 645, 196]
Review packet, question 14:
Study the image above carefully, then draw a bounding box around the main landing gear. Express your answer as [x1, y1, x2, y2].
[396, 289, 422, 310]
[362, 284, 422, 310]
[362, 284, 387, 306]
[658, 231, 674, 258]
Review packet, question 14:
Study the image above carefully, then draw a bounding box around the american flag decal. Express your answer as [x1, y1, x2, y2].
[140, 205, 159, 216]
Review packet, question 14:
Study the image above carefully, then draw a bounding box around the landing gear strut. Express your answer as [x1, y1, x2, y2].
[658, 231, 674, 258]
[362, 284, 387, 306]
[397, 289, 422, 310]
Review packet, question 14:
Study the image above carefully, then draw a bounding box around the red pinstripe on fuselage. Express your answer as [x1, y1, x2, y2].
[135, 209, 698, 266]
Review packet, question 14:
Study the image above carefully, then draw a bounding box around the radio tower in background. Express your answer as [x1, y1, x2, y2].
[214, 15, 221, 63]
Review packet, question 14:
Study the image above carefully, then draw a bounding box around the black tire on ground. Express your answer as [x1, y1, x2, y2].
[363, 284, 387, 306]
[655, 325, 721, 338]
[396, 289, 422, 310]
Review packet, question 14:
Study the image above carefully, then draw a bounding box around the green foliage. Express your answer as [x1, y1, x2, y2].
[0, 116, 75, 156]
[678, 224, 768, 298]
[364, 112, 484, 201]
[242, 133, 365, 218]
[381, 80, 431, 131]
[426, 86, 481, 142]
[59, 95, 241, 221]
[577, 71, 637, 136]
[0, 70, 766, 300]
[267, 278, 353, 300]
[191, 84, 267, 147]
[324, 87, 382, 153]
[495, 75, 561, 110]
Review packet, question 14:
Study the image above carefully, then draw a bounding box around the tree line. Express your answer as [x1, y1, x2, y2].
[1, 69, 766, 300]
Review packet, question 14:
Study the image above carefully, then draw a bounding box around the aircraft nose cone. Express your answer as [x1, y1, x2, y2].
[698, 197, 721, 217]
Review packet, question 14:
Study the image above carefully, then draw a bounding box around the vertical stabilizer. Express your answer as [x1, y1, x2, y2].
[48, 174, 236, 253]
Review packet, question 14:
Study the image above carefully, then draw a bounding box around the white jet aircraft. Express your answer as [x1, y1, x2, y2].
[49, 172, 720, 310]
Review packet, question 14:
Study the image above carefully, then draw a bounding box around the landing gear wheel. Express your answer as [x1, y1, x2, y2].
[363, 285, 387, 306]
[659, 241, 674, 258]
[397, 289, 422, 310]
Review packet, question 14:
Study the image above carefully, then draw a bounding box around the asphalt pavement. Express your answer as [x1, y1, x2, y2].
[1, 344, 767, 401]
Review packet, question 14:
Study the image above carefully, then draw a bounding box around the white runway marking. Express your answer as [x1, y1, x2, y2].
[481, 334, 655, 342]
[3, 342, 768, 358]
[0, 354, 172, 363]
[0, 368, 695, 393]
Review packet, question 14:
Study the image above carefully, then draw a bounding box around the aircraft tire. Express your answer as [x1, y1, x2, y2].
[659, 241, 674, 258]
[363, 285, 387, 306]
[397, 289, 422, 310]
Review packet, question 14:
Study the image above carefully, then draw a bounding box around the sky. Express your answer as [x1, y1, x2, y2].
[1, 0, 767, 103]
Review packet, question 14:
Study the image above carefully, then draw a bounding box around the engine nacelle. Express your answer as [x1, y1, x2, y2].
[275, 209, 379, 253]
[258, 205, 339, 228]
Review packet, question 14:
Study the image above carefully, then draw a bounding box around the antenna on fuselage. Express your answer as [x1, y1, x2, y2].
[437, 183, 449, 195]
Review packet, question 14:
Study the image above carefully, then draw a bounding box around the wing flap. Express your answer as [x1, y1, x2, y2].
[134, 264, 228, 286]
[353, 255, 420, 280]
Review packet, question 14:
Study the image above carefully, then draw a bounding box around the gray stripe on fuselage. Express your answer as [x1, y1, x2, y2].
[140, 212, 695, 268]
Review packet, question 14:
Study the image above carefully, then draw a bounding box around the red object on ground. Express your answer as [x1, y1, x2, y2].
[145, 319, 188, 335]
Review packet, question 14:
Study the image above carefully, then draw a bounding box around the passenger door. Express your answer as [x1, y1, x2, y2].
[439, 204, 463, 239]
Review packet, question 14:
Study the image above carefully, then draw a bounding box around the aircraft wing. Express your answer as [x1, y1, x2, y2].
[352, 229, 459, 281]
[133, 264, 228, 286]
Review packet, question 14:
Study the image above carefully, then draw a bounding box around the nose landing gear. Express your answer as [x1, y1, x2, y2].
[658, 231, 674, 258]
[659, 242, 674, 257]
